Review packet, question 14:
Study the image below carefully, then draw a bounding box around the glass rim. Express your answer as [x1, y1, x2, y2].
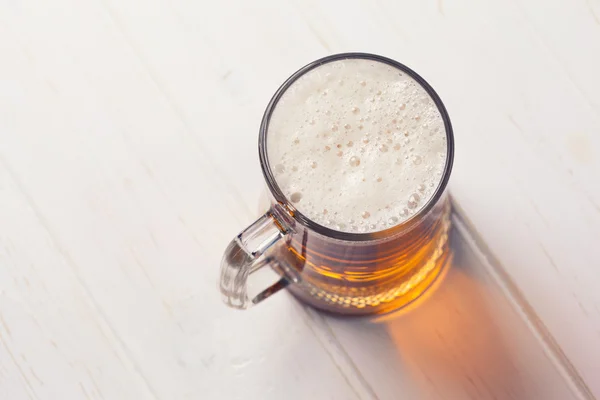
[258, 52, 454, 242]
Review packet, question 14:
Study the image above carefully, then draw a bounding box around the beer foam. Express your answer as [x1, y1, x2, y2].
[267, 58, 448, 233]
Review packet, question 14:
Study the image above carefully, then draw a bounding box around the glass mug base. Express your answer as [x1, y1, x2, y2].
[219, 53, 455, 316]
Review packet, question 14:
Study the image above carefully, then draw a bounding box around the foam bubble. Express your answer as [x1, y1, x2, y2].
[290, 192, 303, 203]
[267, 58, 447, 233]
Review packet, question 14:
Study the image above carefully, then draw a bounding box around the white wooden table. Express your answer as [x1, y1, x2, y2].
[0, 1, 599, 399]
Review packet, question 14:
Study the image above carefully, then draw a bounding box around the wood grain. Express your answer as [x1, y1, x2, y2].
[0, 0, 598, 398]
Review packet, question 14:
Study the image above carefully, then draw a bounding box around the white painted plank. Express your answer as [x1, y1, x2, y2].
[0, 0, 598, 398]
[0, 166, 157, 400]
[0, 2, 367, 399]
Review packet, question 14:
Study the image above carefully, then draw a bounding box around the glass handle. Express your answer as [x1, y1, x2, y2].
[220, 204, 295, 309]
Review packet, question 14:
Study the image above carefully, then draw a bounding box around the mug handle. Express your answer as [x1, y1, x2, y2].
[220, 204, 295, 309]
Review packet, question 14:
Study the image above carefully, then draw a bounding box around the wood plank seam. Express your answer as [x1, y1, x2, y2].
[98, 0, 255, 218]
[0, 155, 162, 400]
[452, 201, 595, 400]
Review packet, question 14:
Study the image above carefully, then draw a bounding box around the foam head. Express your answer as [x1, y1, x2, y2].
[266, 58, 448, 233]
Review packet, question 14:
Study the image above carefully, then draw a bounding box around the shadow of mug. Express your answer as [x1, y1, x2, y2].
[310, 227, 575, 400]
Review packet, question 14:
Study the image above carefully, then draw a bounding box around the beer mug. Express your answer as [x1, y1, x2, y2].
[220, 53, 454, 315]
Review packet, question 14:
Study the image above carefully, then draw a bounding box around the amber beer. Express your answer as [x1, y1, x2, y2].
[220, 53, 454, 315]
[276, 197, 451, 315]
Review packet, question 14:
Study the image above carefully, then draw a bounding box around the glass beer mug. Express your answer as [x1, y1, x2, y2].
[220, 53, 454, 315]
